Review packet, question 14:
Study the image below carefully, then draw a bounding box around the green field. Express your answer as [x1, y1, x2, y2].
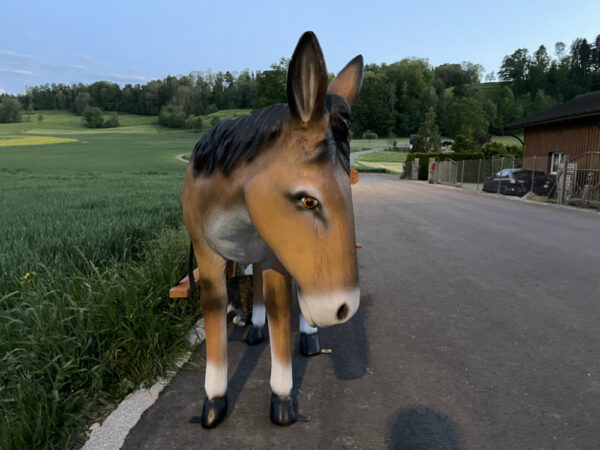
[357, 151, 408, 163]
[354, 150, 408, 174]
[349, 137, 410, 152]
[491, 134, 524, 147]
[0, 110, 228, 449]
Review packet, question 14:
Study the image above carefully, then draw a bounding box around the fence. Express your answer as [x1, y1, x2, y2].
[407, 153, 600, 209]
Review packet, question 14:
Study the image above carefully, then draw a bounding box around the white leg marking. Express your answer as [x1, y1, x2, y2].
[251, 304, 265, 328]
[205, 362, 227, 399]
[299, 313, 318, 335]
[269, 353, 293, 398]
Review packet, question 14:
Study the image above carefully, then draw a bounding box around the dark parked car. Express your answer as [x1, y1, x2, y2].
[482, 169, 552, 196]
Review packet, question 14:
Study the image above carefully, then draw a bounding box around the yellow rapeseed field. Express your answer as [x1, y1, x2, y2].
[0, 136, 78, 147]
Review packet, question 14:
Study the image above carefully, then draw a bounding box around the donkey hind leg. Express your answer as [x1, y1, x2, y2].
[191, 241, 229, 428]
[293, 281, 321, 356]
[299, 313, 321, 356]
[246, 263, 266, 345]
[264, 263, 298, 425]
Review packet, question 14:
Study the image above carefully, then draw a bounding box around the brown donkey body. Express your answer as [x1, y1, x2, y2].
[182, 31, 363, 427]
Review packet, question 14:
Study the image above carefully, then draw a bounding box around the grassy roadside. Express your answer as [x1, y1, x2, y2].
[0, 111, 207, 449]
[0, 227, 200, 449]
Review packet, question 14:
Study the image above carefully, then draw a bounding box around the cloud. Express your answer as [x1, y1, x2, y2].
[109, 73, 147, 83]
[41, 62, 84, 72]
[0, 49, 32, 62]
[0, 68, 35, 76]
[0, 87, 6, 94]
[88, 72, 147, 83]
[72, 52, 109, 66]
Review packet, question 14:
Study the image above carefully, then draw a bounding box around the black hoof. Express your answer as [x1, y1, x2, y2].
[199, 395, 228, 428]
[270, 393, 298, 426]
[300, 332, 321, 356]
[246, 326, 265, 345]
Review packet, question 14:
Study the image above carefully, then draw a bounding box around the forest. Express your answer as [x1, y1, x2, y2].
[2, 34, 599, 142]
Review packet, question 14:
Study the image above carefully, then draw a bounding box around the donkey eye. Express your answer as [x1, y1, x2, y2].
[301, 196, 318, 209]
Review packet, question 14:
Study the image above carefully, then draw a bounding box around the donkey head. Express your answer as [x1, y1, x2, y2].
[245, 32, 363, 327]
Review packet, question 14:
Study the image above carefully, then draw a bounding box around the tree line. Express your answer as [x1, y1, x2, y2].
[1, 33, 599, 141]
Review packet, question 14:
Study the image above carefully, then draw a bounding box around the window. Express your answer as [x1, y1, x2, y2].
[549, 152, 565, 174]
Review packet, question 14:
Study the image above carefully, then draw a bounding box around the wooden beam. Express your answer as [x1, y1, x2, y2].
[170, 268, 200, 298]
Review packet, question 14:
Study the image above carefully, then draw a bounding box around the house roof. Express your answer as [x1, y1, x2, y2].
[505, 91, 600, 129]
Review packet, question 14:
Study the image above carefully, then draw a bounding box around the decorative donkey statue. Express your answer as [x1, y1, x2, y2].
[182, 31, 363, 428]
[244, 264, 324, 356]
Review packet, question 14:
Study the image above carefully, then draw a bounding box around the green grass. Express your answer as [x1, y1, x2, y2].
[353, 151, 407, 175]
[5, 110, 160, 136]
[491, 135, 524, 147]
[5, 109, 251, 137]
[357, 151, 408, 163]
[201, 108, 251, 121]
[0, 111, 209, 449]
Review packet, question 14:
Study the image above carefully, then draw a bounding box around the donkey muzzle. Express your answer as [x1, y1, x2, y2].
[297, 288, 360, 328]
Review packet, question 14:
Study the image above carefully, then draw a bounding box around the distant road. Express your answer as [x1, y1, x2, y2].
[350, 147, 386, 166]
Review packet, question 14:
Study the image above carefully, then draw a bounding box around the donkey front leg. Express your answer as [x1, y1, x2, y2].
[246, 263, 266, 345]
[193, 241, 229, 428]
[264, 263, 298, 425]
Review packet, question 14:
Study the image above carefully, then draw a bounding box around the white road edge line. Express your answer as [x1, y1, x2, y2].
[81, 318, 205, 450]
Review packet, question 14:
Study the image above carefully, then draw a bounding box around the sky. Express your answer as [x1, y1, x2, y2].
[1, 0, 599, 95]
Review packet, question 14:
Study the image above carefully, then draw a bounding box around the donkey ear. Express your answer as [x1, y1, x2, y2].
[287, 31, 328, 124]
[327, 55, 364, 109]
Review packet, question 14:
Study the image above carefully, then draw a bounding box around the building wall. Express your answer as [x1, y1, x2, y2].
[523, 117, 600, 172]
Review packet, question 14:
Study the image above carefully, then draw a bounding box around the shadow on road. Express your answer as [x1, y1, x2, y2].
[225, 292, 372, 414]
[386, 406, 463, 450]
[226, 325, 267, 416]
[321, 294, 372, 381]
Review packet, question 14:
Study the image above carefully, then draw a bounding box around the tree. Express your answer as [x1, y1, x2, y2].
[73, 92, 91, 115]
[254, 58, 288, 109]
[528, 45, 550, 93]
[570, 38, 592, 74]
[81, 106, 104, 128]
[185, 115, 203, 131]
[498, 48, 530, 94]
[158, 105, 187, 128]
[0, 98, 23, 123]
[103, 112, 120, 128]
[489, 85, 522, 130]
[362, 130, 378, 141]
[554, 42, 566, 60]
[412, 107, 440, 152]
[439, 94, 491, 138]
[533, 89, 555, 112]
[451, 134, 477, 153]
[351, 70, 395, 137]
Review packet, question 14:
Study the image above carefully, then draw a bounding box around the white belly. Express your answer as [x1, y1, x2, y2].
[205, 207, 272, 265]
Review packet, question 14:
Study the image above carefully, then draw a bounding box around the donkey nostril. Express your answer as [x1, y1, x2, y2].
[337, 304, 349, 321]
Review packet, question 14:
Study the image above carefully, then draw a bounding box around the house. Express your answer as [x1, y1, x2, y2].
[505, 91, 600, 176]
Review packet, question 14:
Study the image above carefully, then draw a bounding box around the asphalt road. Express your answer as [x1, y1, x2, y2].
[123, 178, 600, 449]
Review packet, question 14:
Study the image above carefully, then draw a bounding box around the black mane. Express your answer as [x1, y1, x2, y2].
[191, 95, 352, 176]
